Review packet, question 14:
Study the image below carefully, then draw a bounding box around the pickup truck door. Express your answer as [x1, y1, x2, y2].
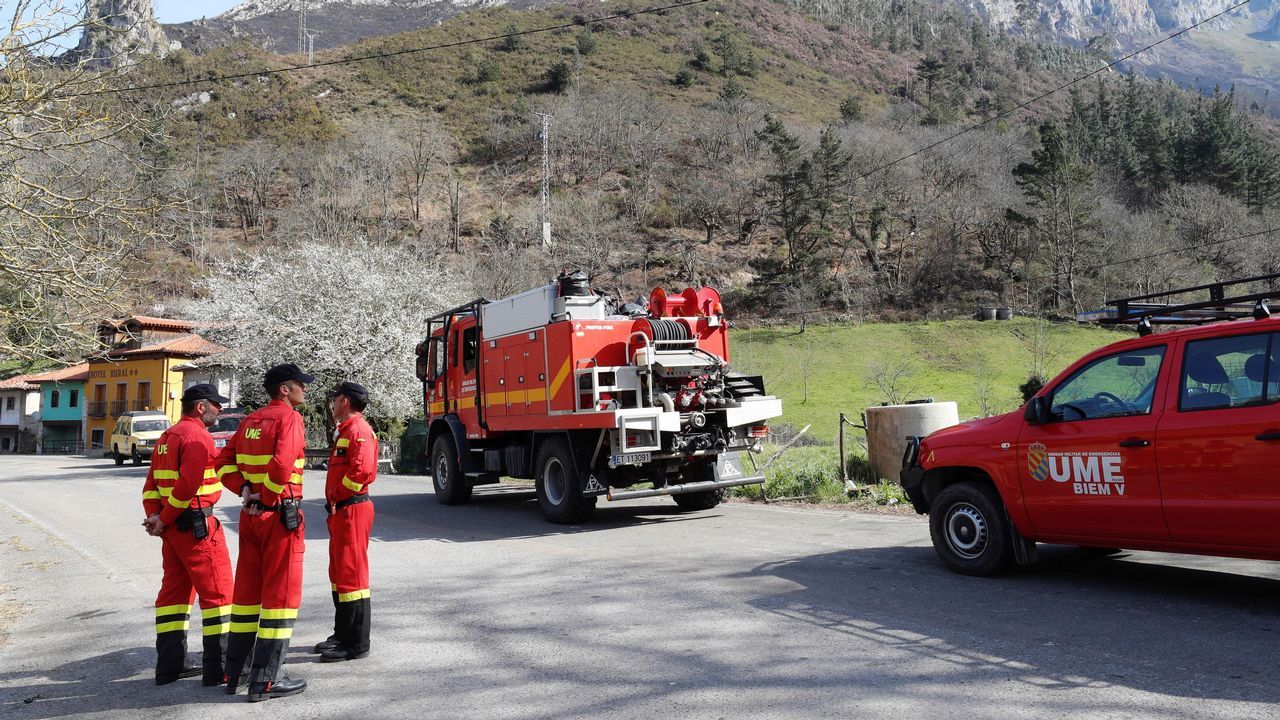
[1156, 331, 1280, 548]
[1018, 344, 1169, 540]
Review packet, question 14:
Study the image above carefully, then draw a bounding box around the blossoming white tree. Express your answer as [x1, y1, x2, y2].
[187, 238, 465, 419]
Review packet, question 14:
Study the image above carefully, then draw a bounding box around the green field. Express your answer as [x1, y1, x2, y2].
[726, 318, 1128, 504]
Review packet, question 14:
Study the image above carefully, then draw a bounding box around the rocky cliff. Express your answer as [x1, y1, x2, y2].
[66, 0, 171, 66]
[962, 0, 1276, 40]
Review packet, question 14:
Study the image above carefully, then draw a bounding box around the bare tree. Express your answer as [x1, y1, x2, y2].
[0, 1, 173, 364]
[864, 356, 919, 406]
[399, 115, 451, 222]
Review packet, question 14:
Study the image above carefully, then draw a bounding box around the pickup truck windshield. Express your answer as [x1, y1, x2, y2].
[1050, 345, 1166, 421]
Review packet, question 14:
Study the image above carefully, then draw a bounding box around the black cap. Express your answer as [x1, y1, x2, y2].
[331, 381, 369, 404]
[182, 383, 230, 405]
[263, 363, 316, 388]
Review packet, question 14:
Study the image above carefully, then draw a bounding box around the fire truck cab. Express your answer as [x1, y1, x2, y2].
[416, 273, 782, 524]
[901, 274, 1280, 575]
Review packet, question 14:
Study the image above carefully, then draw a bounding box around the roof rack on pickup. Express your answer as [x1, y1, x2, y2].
[1093, 272, 1278, 333]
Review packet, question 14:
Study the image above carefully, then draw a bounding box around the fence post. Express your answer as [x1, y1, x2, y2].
[838, 412, 847, 483]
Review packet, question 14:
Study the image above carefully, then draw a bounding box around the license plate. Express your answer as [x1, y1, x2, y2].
[215, 439, 227, 448]
[614, 451, 650, 466]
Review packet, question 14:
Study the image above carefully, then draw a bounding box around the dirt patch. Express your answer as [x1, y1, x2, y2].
[0, 585, 30, 651]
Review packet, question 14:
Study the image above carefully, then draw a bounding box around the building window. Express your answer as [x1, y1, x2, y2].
[137, 381, 151, 411]
[1, 437, 9, 452]
[5, 397, 13, 411]
[51, 389, 60, 408]
[90, 428, 104, 449]
[69, 389, 78, 408]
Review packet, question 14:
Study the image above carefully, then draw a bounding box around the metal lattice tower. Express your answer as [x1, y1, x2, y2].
[306, 31, 319, 65]
[534, 112, 553, 247]
[298, 0, 307, 54]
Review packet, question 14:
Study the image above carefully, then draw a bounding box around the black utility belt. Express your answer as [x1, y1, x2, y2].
[326, 494, 371, 514]
[246, 498, 303, 531]
[176, 506, 214, 537]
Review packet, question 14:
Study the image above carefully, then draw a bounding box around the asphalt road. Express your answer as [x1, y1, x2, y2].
[1, 455, 1278, 719]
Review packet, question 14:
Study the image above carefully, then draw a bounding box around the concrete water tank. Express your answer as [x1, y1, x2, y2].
[864, 401, 960, 482]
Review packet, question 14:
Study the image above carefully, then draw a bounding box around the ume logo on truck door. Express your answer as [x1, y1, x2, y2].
[1028, 442, 1126, 496]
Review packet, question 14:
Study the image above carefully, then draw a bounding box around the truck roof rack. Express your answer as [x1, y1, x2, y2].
[1093, 272, 1278, 332]
[426, 298, 490, 324]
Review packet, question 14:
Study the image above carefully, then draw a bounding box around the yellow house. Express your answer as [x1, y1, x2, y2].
[85, 316, 225, 451]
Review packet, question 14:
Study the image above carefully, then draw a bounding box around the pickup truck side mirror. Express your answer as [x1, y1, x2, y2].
[1024, 396, 1051, 424]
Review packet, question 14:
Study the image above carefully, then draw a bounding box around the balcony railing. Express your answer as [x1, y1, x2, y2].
[109, 400, 126, 416]
[87, 401, 107, 418]
[132, 400, 150, 412]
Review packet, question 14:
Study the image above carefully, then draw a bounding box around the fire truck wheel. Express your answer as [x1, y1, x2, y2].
[672, 489, 725, 511]
[928, 481, 1013, 576]
[535, 438, 595, 524]
[431, 437, 472, 505]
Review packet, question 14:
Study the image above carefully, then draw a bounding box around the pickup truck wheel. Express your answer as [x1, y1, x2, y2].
[431, 437, 471, 505]
[131, 445, 142, 466]
[113, 445, 124, 466]
[929, 481, 1013, 576]
[535, 437, 595, 524]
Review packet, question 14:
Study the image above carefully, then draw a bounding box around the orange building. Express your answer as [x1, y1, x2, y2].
[84, 316, 224, 451]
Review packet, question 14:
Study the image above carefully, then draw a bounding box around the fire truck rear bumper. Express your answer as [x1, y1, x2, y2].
[606, 475, 765, 501]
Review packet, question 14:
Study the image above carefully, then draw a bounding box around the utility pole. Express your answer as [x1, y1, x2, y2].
[533, 112, 553, 247]
[298, 0, 307, 54]
[306, 30, 319, 66]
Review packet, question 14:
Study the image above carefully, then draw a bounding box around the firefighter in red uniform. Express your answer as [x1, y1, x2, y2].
[141, 383, 234, 686]
[313, 381, 377, 662]
[216, 363, 313, 702]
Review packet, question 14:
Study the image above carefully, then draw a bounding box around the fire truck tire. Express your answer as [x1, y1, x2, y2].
[672, 489, 725, 511]
[535, 438, 595, 524]
[928, 481, 1013, 577]
[431, 437, 472, 505]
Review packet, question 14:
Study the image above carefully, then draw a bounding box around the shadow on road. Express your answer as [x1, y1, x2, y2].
[744, 544, 1280, 705]
[0, 647, 230, 718]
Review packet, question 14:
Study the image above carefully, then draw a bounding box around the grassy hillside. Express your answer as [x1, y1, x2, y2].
[730, 317, 1129, 441]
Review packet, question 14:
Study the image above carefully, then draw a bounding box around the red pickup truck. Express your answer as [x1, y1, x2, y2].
[901, 276, 1280, 575]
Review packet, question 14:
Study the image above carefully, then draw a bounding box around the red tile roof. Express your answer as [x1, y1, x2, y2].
[0, 374, 39, 391]
[102, 315, 199, 333]
[26, 363, 90, 384]
[106, 334, 226, 359]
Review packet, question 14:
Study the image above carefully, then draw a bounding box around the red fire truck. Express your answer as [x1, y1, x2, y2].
[415, 273, 782, 524]
[901, 274, 1280, 575]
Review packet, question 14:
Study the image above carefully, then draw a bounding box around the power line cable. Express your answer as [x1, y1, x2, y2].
[58, 0, 711, 99]
[1023, 225, 1280, 282]
[854, 0, 1258, 181]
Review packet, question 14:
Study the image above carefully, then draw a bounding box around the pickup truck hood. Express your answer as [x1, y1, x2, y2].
[922, 410, 1020, 448]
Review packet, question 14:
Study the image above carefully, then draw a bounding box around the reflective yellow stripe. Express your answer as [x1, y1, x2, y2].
[429, 401, 444, 415]
[167, 494, 191, 509]
[336, 438, 350, 448]
[341, 476, 364, 493]
[230, 621, 259, 633]
[156, 604, 191, 616]
[197, 482, 223, 495]
[203, 622, 230, 636]
[457, 396, 476, 409]
[257, 627, 293, 640]
[155, 621, 190, 633]
[294, 458, 306, 468]
[203, 468, 217, 480]
[203, 606, 232, 619]
[527, 387, 547, 402]
[330, 583, 337, 591]
[236, 453, 273, 465]
[289, 473, 303, 485]
[152, 470, 179, 480]
[217, 465, 238, 478]
[241, 471, 268, 483]
[261, 477, 286, 494]
[549, 358, 572, 399]
[230, 604, 261, 615]
[158, 487, 173, 497]
[260, 608, 299, 620]
[142, 490, 161, 500]
[337, 589, 370, 602]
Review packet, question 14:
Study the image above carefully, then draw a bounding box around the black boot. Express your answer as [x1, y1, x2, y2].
[154, 628, 193, 685]
[247, 675, 307, 702]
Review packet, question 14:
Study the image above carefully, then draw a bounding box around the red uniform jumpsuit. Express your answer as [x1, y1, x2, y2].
[325, 413, 377, 655]
[215, 399, 307, 689]
[142, 415, 234, 685]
